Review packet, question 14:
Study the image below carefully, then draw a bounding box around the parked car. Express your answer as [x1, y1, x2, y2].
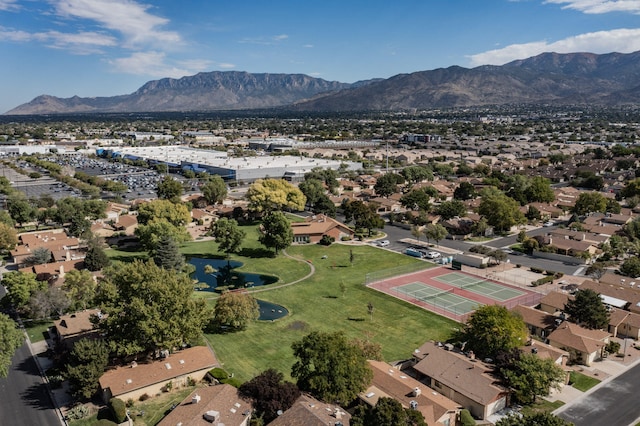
[377, 240, 390, 247]
[543, 221, 555, 227]
[424, 251, 441, 259]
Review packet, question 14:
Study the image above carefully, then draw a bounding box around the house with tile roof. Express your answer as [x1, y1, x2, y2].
[360, 360, 460, 426]
[99, 346, 218, 403]
[410, 341, 507, 420]
[608, 309, 640, 340]
[11, 230, 81, 267]
[546, 322, 610, 366]
[291, 214, 354, 244]
[267, 394, 350, 426]
[580, 279, 640, 314]
[157, 384, 252, 426]
[519, 340, 569, 369]
[539, 291, 573, 314]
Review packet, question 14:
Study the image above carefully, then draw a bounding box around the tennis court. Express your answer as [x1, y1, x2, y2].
[394, 281, 479, 315]
[432, 272, 525, 302]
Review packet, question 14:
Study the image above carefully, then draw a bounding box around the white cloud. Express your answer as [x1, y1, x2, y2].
[468, 28, 640, 66]
[110, 51, 213, 78]
[52, 0, 182, 48]
[239, 34, 289, 45]
[544, 0, 640, 14]
[273, 34, 288, 41]
[217, 63, 235, 69]
[0, 26, 116, 53]
[0, 0, 18, 11]
[303, 44, 314, 48]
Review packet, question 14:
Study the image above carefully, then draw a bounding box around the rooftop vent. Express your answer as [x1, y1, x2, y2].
[413, 387, 421, 397]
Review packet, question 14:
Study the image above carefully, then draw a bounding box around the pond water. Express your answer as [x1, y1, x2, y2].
[257, 299, 289, 321]
[189, 257, 278, 292]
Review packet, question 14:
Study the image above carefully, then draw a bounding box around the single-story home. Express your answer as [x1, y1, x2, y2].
[157, 384, 252, 426]
[267, 394, 350, 426]
[608, 309, 640, 340]
[99, 346, 218, 403]
[291, 214, 355, 243]
[361, 360, 460, 426]
[547, 322, 610, 366]
[410, 341, 508, 420]
[539, 291, 573, 315]
[512, 305, 558, 340]
[52, 309, 101, 349]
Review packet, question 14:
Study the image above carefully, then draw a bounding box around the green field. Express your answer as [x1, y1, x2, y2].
[105, 224, 460, 383]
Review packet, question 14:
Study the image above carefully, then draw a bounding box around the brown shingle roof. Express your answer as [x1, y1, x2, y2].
[267, 394, 350, 426]
[99, 346, 218, 398]
[511, 305, 557, 331]
[54, 309, 100, 339]
[540, 291, 573, 312]
[547, 323, 609, 354]
[157, 384, 252, 426]
[412, 342, 505, 405]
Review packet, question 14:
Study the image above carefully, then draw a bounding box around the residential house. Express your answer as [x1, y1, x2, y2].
[546, 322, 610, 366]
[291, 214, 355, 243]
[21, 259, 84, 283]
[191, 208, 216, 227]
[99, 346, 218, 403]
[361, 360, 459, 426]
[51, 309, 101, 349]
[157, 384, 252, 426]
[91, 221, 116, 238]
[267, 394, 350, 426]
[410, 342, 508, 420]
[369, 196, 402, 214]
[11, 230, 81, 267]
[520, 340, 569, 369]
[608, 309, 640, 340]
[114, 214, 138, 235]
[512, 305, 558, 340]
[539, 291, 573, 315]
[580, 280, 640, 314]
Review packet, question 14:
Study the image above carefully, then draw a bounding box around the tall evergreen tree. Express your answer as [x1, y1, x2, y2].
[564, 289, 609, 329]
[152, 234, 185, 271]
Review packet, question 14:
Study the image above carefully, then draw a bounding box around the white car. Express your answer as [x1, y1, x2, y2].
[424, 251, 441, 259]
[377, 240, 390, 247]
[543, 221, 554, 227]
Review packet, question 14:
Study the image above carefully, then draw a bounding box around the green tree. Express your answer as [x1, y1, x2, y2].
[239, 369, 301, 424]
[1, 271, 45, 311]
[572, 192, 607, 216]
[7, 195, 36, 226]
[564, 289, 609, 330]
[291, 331, 373, 404]
[436, 200, 467, 220]
[496, 412, 573, 426]
[351, 396, 427, 426]
[462, 305, 528, 359]
[259, 211, 293, 255]
[201, 175, 227, 205]
[620, 256, 640, 278]
[0, 209, 15, 227]
[27, 287, 70, 319]
[65, 338, 109, 399]
[312, 194, 337, 217]
[136, 199, 191, 226]
[525, 176, 555, 203]
[152, 234, 185, 271]
[411, 224, 422, 242]
[24, 247, 52, 266]
[526, 205, 541, 221]
[247, 178, 306, 213]
[478, 187, 526, 233]
[213, 290, 259, 330]
[454, 181, 476, 200]
[400, 165, 433, 183]
[0, 222, 17, 252]
[212, 218, 246, 259]
[374, 173, 404, 197]
[400, 189, 431, 211]
[156, 175, 184, 202]
[135, 218, 192, 251]
[62, 269, 97, 311]
[96, 260, 210, 356]
[68, 212, 91, 238]
[423, 223, 448, 246]
[299, 178, 326, 207]
[84, 239, 110, 272]
[585, 263, 606, 280]
[304, 167, 339, 192]
[489, 249, 508, 265]
[500, 352, 565, 404]
[343, 200, 384, 237]
[621, 177, 640, 199]
[0, 313, 23, 378]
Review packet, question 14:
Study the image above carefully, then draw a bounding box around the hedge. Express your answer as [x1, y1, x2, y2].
[109, 398, 127, 423]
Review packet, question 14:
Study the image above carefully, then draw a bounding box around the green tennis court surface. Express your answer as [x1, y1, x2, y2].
[432, 272, 525, 301]
[395, 282, 479, 315]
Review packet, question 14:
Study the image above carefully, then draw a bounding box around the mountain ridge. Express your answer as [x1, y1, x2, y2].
[7, 51, 640, 115]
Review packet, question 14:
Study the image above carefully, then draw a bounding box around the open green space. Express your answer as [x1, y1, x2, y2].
[23, 320, 53, 343]
[519, 399, 564, 416]
[205, 243, 459, 382]
[569, 370, 601, 392]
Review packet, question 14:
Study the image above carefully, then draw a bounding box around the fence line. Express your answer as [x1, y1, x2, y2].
[364, 262, 433, 285]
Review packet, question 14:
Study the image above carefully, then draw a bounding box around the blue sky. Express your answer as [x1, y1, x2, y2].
[2, 0, 640, 113]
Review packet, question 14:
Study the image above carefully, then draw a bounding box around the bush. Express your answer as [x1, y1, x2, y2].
[554, 272, 564, 279]
[531, 276, 554, 287]
[109, 398, 127, 423]
[606, 341, 621, 354]
[67, 405, 90, 420]
[139, 393, 150, 401]
[319, 235, 335, 246]
[210, 367, 229, 381]
[126, 399, 134, 408]
[530, 267, 544, 274]
[459, 409, 475, 426]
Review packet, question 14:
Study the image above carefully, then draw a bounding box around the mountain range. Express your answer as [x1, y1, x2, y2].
[7, 50, 640, 115]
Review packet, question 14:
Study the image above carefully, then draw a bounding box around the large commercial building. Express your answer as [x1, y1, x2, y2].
[97, 146, 362, 183]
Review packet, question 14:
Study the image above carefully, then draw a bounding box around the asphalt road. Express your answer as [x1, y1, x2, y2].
[0, 341, 60, 426]
[380, 222, 583, 276]
[557, 362, 640, 426]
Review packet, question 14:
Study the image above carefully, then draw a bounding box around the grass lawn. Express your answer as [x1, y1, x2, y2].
[205, 243, 459, 382]
[569, 371, 601, 392]
[23, 319, 53, 343]
[519, 399, 564, 416]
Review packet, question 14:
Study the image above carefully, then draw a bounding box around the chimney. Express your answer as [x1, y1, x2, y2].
[192, 394, 201, 404]
[468, 350, 475, 360]
[59, 265, 65, 278]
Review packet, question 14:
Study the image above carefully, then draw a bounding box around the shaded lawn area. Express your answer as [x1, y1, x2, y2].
[205, 243, 459, 383]
[23, 319, 53, 343]
[519, 399, 564, 416]
[569, 370, 601, 392]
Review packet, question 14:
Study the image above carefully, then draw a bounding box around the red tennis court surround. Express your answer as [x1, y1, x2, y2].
[366, 265, 543, 323]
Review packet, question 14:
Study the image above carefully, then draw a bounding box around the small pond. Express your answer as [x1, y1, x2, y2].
[257, 299, 289, 321]
[189, 257, 278, 292]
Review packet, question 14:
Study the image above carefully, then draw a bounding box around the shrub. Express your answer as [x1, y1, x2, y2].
[319, 235, 335, 246]
[139, 393, 150, 401]
[126, 399, 134, 408]
[606, 341, 621, 354]
[109, 398, 127, 423]
[67, 405, 90, 420]
[530, 267, 544, 273]
[554, 272, 564, 279]
[210, 367, 229, 381]
[459, 409, 475, 426]
[531, 276, 554, 287]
